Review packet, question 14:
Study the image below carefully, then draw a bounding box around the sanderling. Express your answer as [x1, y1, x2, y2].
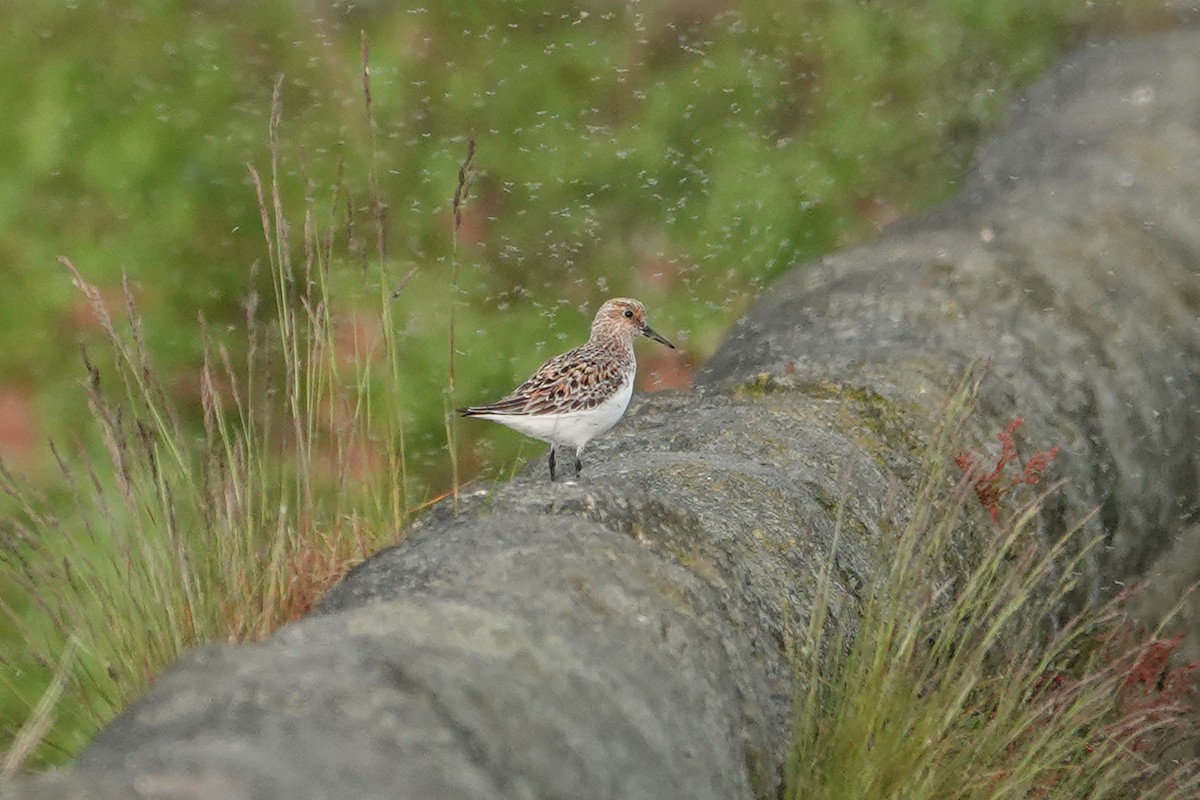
[459, 297, 675, 481]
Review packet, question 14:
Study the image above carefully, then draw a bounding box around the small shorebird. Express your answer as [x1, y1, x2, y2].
[459, 298, 675, 481]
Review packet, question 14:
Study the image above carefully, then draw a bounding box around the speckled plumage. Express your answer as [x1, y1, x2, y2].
[459, 298, 675, 481]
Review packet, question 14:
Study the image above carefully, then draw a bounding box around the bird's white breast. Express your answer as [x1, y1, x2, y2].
[477, 375, 634, 452]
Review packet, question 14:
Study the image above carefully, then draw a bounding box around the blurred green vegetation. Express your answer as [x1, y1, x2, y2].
[0, 0, 1160, 770]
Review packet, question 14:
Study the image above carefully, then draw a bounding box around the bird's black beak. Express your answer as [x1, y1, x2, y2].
[642, 325, 675, 349]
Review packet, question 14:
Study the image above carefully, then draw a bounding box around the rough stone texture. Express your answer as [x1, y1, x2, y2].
[699, 29, 1200, 602]
[6, 25, 1200, 800]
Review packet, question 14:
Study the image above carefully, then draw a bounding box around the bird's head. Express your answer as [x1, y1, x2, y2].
[591, 298, 675, 348]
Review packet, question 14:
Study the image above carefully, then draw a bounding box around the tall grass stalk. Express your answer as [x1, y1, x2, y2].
[0, 81, 411, 769]
[788, 378, 1200, 799]
[445, 136, 475, 512]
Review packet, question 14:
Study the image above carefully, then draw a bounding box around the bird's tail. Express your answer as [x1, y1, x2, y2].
[457, 397, 527, 416]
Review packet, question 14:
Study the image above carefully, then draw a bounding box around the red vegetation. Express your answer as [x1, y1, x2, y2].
[995, 618, 1200, 796]
[955, 417, 1060, 526]
[219, 525, 370, 641]
[1108, 630, 1200, 755]
[276, 529, 370, 625]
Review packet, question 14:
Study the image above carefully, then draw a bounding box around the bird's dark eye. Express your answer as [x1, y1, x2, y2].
[623, 309, 633, 318]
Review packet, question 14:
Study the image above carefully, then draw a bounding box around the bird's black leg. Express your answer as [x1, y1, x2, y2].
[548, 447, 556, 482]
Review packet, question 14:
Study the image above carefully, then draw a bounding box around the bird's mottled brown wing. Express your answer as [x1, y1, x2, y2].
[462, 343, 631, 416]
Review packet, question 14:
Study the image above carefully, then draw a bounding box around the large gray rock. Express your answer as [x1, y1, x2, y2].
[700, 30, 1200, 589]
[7, 25, 1200, 800]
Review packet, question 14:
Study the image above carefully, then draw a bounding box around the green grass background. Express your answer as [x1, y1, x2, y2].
[0, 0, 1164, 770]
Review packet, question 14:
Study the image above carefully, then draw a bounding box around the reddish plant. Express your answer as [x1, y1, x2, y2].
[955, 417, 1060, 526]
[277, 530, 368, 625]
[1016, 616, 1200, 794]
[1108, 631, 1200, 755]
[217, 524, 370, 642]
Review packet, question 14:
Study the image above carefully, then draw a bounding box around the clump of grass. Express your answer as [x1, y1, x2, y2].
[789, 380, 1200, 799]
[0, 76, 411, 769]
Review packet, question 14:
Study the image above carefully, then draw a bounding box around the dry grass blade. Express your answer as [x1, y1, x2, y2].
[452, 136, 476, 232]
[390, 266, 419, 300]
[360, 31, 387, 269]
[2, 639, 78, 777]
[360, 30, 373, 133]
[444, 135, 477, 510]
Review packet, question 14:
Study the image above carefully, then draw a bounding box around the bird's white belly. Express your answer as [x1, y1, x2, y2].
[481, 378, 633, 451]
